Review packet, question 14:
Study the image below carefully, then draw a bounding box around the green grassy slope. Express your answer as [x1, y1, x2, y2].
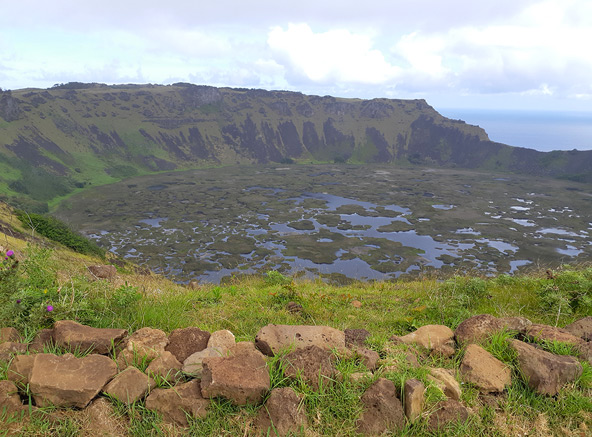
[2, 83, 591, 212]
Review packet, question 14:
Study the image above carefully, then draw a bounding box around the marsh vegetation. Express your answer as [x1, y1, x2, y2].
[55, 165, 592, 283]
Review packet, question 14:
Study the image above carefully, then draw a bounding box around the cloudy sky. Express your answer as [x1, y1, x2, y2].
[1, 0, 591, 112]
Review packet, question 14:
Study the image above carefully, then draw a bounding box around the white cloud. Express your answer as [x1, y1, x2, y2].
[268, 23, 400, 85]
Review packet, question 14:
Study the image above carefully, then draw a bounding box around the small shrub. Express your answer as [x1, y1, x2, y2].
[16, 211, 105, 257]
[265, 270, 292, 286]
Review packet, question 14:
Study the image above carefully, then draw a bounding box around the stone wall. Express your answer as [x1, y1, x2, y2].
[1, 315, 590, 435]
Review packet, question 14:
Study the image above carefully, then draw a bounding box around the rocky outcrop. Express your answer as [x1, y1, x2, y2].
[564, 317, 592, 341]
[1, 315, 590, 429]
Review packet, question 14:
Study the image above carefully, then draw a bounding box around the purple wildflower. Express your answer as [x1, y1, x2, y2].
[6, 250, 14, 257]
[46, 305, 54, 312]
[16, 299, 21, 304]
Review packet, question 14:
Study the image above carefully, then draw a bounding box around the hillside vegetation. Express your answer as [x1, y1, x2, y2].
[1, 83, 591, 212]
[0, 201, 590, 436]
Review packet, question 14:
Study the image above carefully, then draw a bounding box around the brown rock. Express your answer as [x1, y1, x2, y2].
[28, 329, 55, 353]
[0, 380, 24, 417]
[6, 353, 37, 386]
[53, 320, 127, 355]
[404, 378, 425, 422]
[255, 324, 346, 356]
[524, 324, 583, 346]
[460, 344, 511, 393]
[454, 314, 503, 345]
[508, 339, 582, 396]
[145, 380, 208, 427]
[103, 366, 156, 404]
[427, 399, 469, 432]
[125, 327, 169, 362]
[283, 345, 336, 390]
[146, 351, 183, 383]
[428, 368, 461, 401]
[576, 342, 592, 365]
[88, 264, 117, 280]
[344, 328, 370, 347]
[352, 346, 380, 370]
[83, 398, 128, 436]
[182, 347, 224, 377]
[165, 327, 210, 363]
[254, 387, 307, 436]
[30, 353, 118, 408]
[201, 346, 270, 405]
[0, 327, 22, 343]
[207, 329, 236, 355]
[498, 316, 532, 333]
[399, 325, 454, 351]
[564, 317, 592, 342]
[356, 378, 405, 435]
[351, 300, 362, 308]
[0, 341, 27, 362]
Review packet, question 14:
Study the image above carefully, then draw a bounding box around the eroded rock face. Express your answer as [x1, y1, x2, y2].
[254, 387, 307, 437]
[201, 346, 270, 405]
[563, 317, 592, 342]
[165, 327, 210, 362]
[356, 378, 405, 436]
[255, 324, 346, 356]
[29, 353, 118, 408]
[145, 380, 208, 427]
[508, 339, 582, 396]
[460, 344, 511, 393]
[53, 320, 127, 355]
[103, 366, 156, 404]
[283, 345, 336, 390]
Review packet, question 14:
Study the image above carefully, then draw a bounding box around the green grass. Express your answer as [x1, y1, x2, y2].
[1, 210, 591, 436]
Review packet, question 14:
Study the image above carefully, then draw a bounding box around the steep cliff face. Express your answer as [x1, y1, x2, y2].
[0, 83, 590, 211]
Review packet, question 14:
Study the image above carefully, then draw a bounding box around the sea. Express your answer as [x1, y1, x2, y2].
[438, 109, 592, 152]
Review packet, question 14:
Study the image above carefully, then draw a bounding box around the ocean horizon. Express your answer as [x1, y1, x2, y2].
[438, 108, 592, 153]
